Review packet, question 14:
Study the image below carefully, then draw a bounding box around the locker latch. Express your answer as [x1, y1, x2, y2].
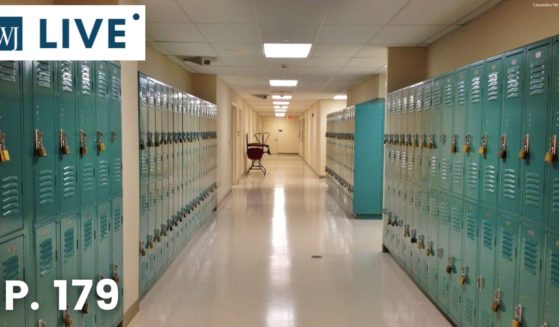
[112, 264, 120, 284]
[60, 129, 70, 155]
[512, 304, 522, 327]
[425, 241, 431, 256]
[414, 134, 419, 148]
[519, 134, 529, 160]
[139, 241, 146, 256]
[417, 235, 424, 250]
[498, 134, 507, 159]
[79, 130, 88, 156]
[478, 134, 487, 157]
[491, 288, 501, 312]
[35, 129, 47, 157]
[459, 266, 467, 285]
[428, 135, 435, 149]
[63, 306, 72, 327]
[38, 319, 47, 327]
[450, 135, 457, 153]
[545, 134, 556, 163]
[446, 257, 454, 274]
[476, 275, 483, 290]
[439, 134, 446, 145]
[463, 135, 471, 153]
[97, 131, 106, 152]
[419, 134, 425, 148]
[407, 134, 412, 147]
[111, 130, 117, 144]
[410, 229, 417, 243]
[0, 131, 10, 163]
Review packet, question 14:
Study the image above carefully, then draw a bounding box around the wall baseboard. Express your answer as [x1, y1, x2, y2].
[123, 299, 140, 326]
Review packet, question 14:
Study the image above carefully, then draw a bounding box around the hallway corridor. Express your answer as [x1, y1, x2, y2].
[130, 156, 450, 327]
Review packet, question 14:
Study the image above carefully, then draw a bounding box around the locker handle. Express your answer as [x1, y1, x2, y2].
[35, 129, 47, 157]
[60, 129, 70, 155]
[0, 130, 10, 163]
[519, 134, 529, 160]
[544, 134, 556, 164]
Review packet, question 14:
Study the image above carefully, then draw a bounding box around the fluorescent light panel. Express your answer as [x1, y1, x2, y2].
[270, 80, 298, 87]
[273, 101, 290, 105]
[274, 105, 288, 110]
[275, 112, 286, 117]
[274, 109, 287, 113]
[272, 95, 292, 100]
[333, 94, 347, 100]
[264, 43, 312, 58]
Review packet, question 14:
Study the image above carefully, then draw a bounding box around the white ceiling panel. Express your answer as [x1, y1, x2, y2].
[212, 56, 266, 67]
[310, 45, 362, 58]
[325, 0, 409, 25]
[299, 67, 341, 75]
[345, 57, 386, 69]
[144, 0, 191, 23]
[354, 46, 387, 58]
[259, 24, 319, 43]
[391, 0, 488, 25]
[147, 23, 206, 42]
[370, 25, 448, 45]
[178, 0, 255, 24]
[254, 0, 330, 25]
[315, 25, 384, 45]
[198, 24, 260, 43]
[212, 43, 262, 57]
[158, 42, 217, 56]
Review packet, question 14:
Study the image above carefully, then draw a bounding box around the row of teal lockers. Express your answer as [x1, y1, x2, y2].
[0, 61, 123, 327]
[138, 74, 218, 296]
[383, 35, 559, 327]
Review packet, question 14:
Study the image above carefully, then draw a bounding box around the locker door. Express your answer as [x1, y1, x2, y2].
[437, 191, 451, 311]
[419, 190, 430, 287]
[547, 38, 559, 230]
[147, 79, 156, 255]
[80, 206, 96, 327]
[95, 62, 110, 201]
[448, 196, 464, 322]
[56, 61, 78, 215]
[138, 75, 149, 292]
[139, 187, 150, 294]
[427, 188, 439, 298]
[521, 40, 552, 223]
[464, 63, 483, 201]
[35, 222, 58, 327]
[111, 196, 123, 326]
[60, 213, 79, 323]
[481, 56, 503, 208]
[495, 213, 520, 327]
[96, 201, 112, 327]
[33, 61, 57, 222]
[478, 206, 498, 327]
[460, 202, 478, 327]
[440, 75, 454, 192]
[77, 61, 96, 206]
[452, 69, 467, 196]
[430, 78, 443, 188]
[422, 80, 432, 185]
[0, 61, 24, 237]
[499, 49, 525, 216]
[518, 221, 544, 327]
[109, 63, 122, 197]
[542, 231, 559, 327]
[0, 236, 26, 327]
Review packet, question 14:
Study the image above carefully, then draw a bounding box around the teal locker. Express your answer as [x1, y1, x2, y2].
[56, 61, 78, 214]
[448, 196, 464, 322]
[430, 78, 443, 187]
[109, 63, 122, 197]
[437, 191, 451, 310]
[462, 201, 479, 327]
[418, 190, 430, 286]
[495, 213, 520, 327]
[427, 189, 439, 298]
[0, 236, 26, 327]
[452, 69, 467, 196]
[80, 206, 96, 327]
[33, 61, 57, 222]
[499, 49, 525, 216]
[413, 84, 422, 182]
[139, 187, 150, 294]
[518, 221, 544, 327]
[0, 61, 24, 237]
[96, 201, 112, 327]
[111, 196, 123, 326]
[59, 213, 79, 324]
[139, 75, 149, 186]
[440, 75, 454, 192]
[95, 62, 110, 201]
[464, 62, 483, 201]
[481, 56, 503, 208]
[521, 40, 552, 223]
[542, 231, 559, 327]
[478, 206, 498, 327]
[77, 61, 96, 206]
[147, 79, 157, 249]
[35, 222, 58, 327]
[547, 38, 559, 230]
[421, 80, 432, 185]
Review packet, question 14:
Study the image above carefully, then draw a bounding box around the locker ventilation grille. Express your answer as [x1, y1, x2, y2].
[140, 81, 147, 105]
[439, 201, 449, 224]
[466, 212, 477, 241]
[416, 93, 422, 111]
[141, 192, 148, 212]
[111, 75, 121, 100]
[114, 207, 122, 232]
[502, 169, 517, 200]
[452, 160, 464, 188]
[113, 158, 122, 186]
[550, 251, 559, 286]
[424, 85, 432, 109]
[433, 85, 442, 109]
[162, 92, 168, 109]
[456, 80, 466, 105]
[0, 61, 16, 83]
[141, 152, 148, 176]
[148, 84, 155, 106]
[97, 67, 107, 98]
[1, 175, 21, 217]
[38, 170, 55, 206]
[506, 66, 520, 98]
[480, 311, 492, 327]
[36, 61, 52, 88]
[487, 72, 499, 101]
[83, 220, 93, 250]
[464, 297, 475, 325]
[409, 94, 415, 111]
[100, 212, 109, 240]
[501, 229, 514, 261]
[440, 158, 450, 183]
[483, 165, 497, 195]
[98, 160, 109, 187]
[551, 178, 559, 214]
[155, 89, 161, 108]
[482, 221, 494, 250]
[2, 254, 20, 280]
[471, 76, 481, 103]
[443, 83, 453, 106]
[467, 163, 479, 194]
[62, 166, 76, 200]
[39, 238, 53, 275]
[429, 198, 438, 220]
[402, 97, 408, 113]
[82, 163, 95, 194]
[64, 228, 74, 258]
[522, 238, 539, 274]
[524, 173, 542, 208]
[60, 61, 73, 92]
[529, 62, 545, 96]
[80, 63, 92, 95]
[450, 284, 461, 308]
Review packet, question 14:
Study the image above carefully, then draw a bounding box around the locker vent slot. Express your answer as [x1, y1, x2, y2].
[155, 89, 161, 108]
[36, 61, 52, 88]
[482, 221, 494, 250]
[98, 160, 109, 187]
[80, 63, 92, 95]
[2, 255, 20, 280]
[466, 213, 477, 241]
[114, 207, 122, 232]
[148, 85, 155, 106]
[63, 228, 74, 258]
[464, 297, 475, 325]
[522, 238, 539, 274]
[97, 68, 107, 98]
[471, 76, 481, 103]
[524, 173, 541, 208]
[100, 212, 109, 240]
[451, 206, 462, 232]
[0, 61, 16, 83]
[81, 163, 95, 193]
[452, 160, 464, 188]
[429, 199, 438, 220]
[424, 87, 432, 109]
[443, 83, 453, 106]
[450, 285, 461, 308]
[467, 163, 479, 193]
[38, 170, 55, 206]
[487, 72, 499, 101]
[421, 194, 429, 212]
[113, 158, 122, 186]
[550, 251, 559, 286]
[483, 165, 497, 195]
[433, 85, 442, 109]
[506, 65, 520, 98]
[140, 152, 148, 176]
[141, 192, 148, 212]
[401, 151, 407, 170]
[111, 75, 121, 100]
[139, 81, 147, 105]
[1, 176, 20, 217]
[62, 165, 76, 199]
[60, 61, 73, 92]
[39, 238, 53, 275]
[480, 311, 492, 327]
[440, 158, 450, 182]
[501, 229, 514, 261]
[395, 150, 401, 169]
[502, 169, 517, 200]
[551, 178, 559, 214]
[407, 152, 413, 172]
[83, 220, 93, 250]
[402, 96, 408, 113]
[529, 63, 545, 96]
[456, 80, 466, 105]
[421, 154, 430, 177]
[439, 201, 449, 223]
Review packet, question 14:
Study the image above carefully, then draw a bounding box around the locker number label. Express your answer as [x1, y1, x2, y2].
[5, 279, 118, 311]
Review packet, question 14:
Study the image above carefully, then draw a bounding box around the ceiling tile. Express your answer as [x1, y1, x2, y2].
[354, 46, 387, 58]
[147, 23, 206, 42]
[212, 56, 266, 67]
[325, 0, 409, 25]
[254, 0, 330, 24]
[310, 45, 362, 58]
[177, 0, 255, 23]
[212, 43, 263, 57]
[391, 0, 487, 25]
[370, 25, 448, 45]
[345, 57, 386, 68]
[315, 25, 383, 45]
[299, 67, 341, 75]
[259, 24, 319, 43]
[158, 42, 217, 56]
[199, 24, 260, 43]
[145, 0, 191, 23]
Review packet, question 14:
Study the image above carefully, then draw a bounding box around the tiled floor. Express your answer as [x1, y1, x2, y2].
[129, 155, 450, 327]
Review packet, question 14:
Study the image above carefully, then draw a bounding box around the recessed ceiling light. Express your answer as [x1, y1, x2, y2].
[273, 101, 290, 105]
[264, 43, 312, 58]
[274, 108, 287, 112]
[274, 105, 288, 110]
[275, 112, 286, 117]
[272, 95, 292, 100]
[333, 94, 347, 100]
[270, 80, 298, 87]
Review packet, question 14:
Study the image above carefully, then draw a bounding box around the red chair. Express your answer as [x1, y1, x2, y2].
[246, 133, 270, 175]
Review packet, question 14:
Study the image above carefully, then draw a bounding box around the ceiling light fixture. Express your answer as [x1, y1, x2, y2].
[273, 101, 290, 105]
[264, 43, 312, 58]
[274, 105, 288, 110]
[274, 108, 287, 112]
[270, 80, 298, 87]
[272, 95, 292, 100]
[333, 94, 347, 100]
[275, 112, 286, 117]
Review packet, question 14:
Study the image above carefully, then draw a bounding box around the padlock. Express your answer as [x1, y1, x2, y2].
[491, 289, 501, 312]
[38, 319, 47, 327]
[512, 305, 522, 327]
[425, 247, 431, 256]
[0, 148, 9, 163]
[518, 148, 527, 159]
[519, 135, 529, 160]
[460, 274, 466, 285]
[81, 301, 89, 314]
[97, 141, 105, 152]
[478, 145, 487, 155]
[545, 135, 556, 164]
[512, 318, 520, 327]
[463, 144, 470, 153]
[37, 145, 47, 157]
[113, 264, 120, 283]
[451, 136, 457, 153]
[545, 151, 554, 163]
[63, 308, 72, 327]
[499, 148, 507, 159]
[446, 257, 453, 274]
[80, 144, 88, 156]
[491, 300, 500, 312]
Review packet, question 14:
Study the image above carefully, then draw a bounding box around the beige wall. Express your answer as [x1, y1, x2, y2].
[387, 47, 427, 92]
[428, 0, 559, 77]
[138, 46, 193, 92]
[260, 117, 299, 154]
[347, 74, 386, 106]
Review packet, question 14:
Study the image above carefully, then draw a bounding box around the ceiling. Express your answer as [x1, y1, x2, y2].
[144, 0, 502, 115]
